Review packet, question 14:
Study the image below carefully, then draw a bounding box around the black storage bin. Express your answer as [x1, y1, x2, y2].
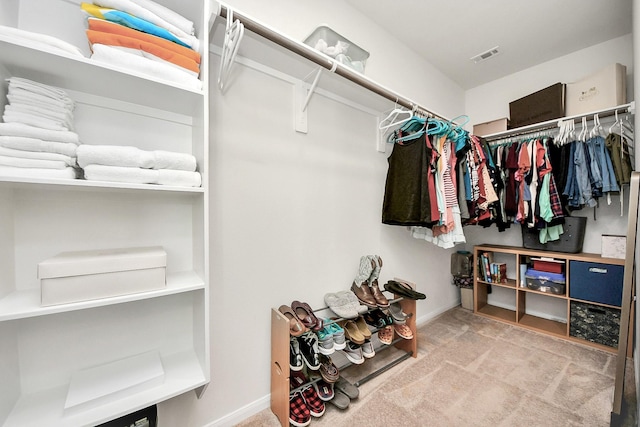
[96, 405, 157, 427]
[569, 261, 624, 306]
[570, 301, 620, 348]
[521, 216, 586, 253]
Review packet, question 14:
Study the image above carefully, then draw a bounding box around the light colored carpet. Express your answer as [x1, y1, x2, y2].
[237, 307, 637, 427]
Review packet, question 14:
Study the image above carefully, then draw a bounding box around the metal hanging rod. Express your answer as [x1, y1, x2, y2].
[214, 2, 455, 123]
[482, 101, 635, 142]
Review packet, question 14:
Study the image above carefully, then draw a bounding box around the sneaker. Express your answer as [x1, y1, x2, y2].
[313, 378, 335, 401]
[290, 336, 304, 371]
[343, 340, 364, 365]
[300, 384, 325, 417]
[329, 322, 346, 350]
[316, 327, 335, 355]
[298, 332, 321, 370]
[289, 390, 311, 427]
[361, 339, 375, 358]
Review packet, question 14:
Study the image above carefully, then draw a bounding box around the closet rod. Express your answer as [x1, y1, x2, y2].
[482, 101, 635, 142]
[216, 2, 453, 123]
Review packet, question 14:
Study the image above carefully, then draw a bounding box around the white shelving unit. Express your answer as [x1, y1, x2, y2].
[0, 1, 210, 426]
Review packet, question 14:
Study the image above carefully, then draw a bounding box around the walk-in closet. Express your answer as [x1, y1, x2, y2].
[0, 1, 637, 426]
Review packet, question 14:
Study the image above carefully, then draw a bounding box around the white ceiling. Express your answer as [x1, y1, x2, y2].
[344, 0, 633, 90]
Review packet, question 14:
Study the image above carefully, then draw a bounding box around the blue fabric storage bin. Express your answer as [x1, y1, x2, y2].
[569, 261, 623, 306]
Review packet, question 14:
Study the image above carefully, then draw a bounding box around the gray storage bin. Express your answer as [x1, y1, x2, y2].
[570, 301, 620, 348]
[521, 216, 587, 253]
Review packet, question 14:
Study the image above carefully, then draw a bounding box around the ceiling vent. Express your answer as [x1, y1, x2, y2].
[471, 46, 500, 64]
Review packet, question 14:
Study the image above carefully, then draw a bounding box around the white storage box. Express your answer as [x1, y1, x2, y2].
[304, 25, 369, 73]
[38, 246, 167, 306]
[602, 234, 626, 259]
[565, 63, 627, 116]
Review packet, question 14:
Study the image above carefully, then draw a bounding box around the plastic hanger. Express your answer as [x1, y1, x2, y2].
[379, 102, 413, 130]
[218, 8, 245, 92]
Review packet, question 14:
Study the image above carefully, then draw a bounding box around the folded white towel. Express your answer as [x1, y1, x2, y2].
[93, 0, 199, 52]
[129, 0, 195, 36]
[7, 92, 74, 113]
[107, 46, 199, 78]
[7, 77, 74, 105]
[0, 146, 77, 166]
[0, 25, 85, 58]
[0, 154, 67, 169]
[90, 44, 202, 91]
[0, 123, 80, 144]
[84, 164, 201, 187]
[5, 104, 74, 130]
[0, 136, 78, 157]
[0, 165, 77, 180]
[3, 110, 70, 131]
[77, 145, 197, 171]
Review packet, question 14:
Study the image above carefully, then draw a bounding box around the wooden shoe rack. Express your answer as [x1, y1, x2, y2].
[270, 282, 417, 427]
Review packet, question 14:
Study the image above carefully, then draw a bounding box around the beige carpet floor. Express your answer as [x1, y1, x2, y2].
[238, 307, 637, 427]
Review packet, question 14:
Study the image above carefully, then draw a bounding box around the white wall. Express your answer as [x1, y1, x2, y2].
[157, 1, 466, 426]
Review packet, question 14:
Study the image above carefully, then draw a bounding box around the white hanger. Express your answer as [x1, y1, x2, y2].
[218, 8, 245, 92]
[379, 101, 412, 130]
[590, 114, 603, 138]
[608, 109, 621, 135]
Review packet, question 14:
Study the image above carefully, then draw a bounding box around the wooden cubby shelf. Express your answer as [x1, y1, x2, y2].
[474, 244, 627, 353]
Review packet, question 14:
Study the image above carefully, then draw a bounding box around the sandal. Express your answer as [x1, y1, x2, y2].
[334, 376, 359, 400]
[377, 325, 393, 345]
[342, 320, 365, 344]
[384, 280, 426, 300]
[279, 305, 307, 336]
[292, 300, 323, 331]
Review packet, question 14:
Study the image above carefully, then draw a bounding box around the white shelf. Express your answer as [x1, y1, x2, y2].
[0, 175, 205, 194]
[0, 270, 204, 321]
[3, 350, 207, 427]
[0, 36, 204, 117]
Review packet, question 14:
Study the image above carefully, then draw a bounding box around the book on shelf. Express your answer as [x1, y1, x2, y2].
[478, 252, 494, 282]
[490, 262, 507, 283]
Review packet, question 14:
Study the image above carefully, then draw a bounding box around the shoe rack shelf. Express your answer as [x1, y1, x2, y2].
[473, 244, 631, 355]
[270, 293, 417, 427]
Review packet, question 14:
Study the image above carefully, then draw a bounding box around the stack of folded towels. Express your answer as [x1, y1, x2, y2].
[0, 77, 80, 180]
[80, 0, 202, 91]
[77, 145, 202, 187]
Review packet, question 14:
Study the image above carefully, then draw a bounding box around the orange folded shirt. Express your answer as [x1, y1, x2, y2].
[86, 29, 200, 74]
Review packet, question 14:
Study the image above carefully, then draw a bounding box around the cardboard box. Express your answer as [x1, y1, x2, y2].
[565, 63, 627, 116]
[602, 234, 626, 259]
[509, 83, 565, 128]
[473, 118, 509, 136]
[38, 246, 167, 306]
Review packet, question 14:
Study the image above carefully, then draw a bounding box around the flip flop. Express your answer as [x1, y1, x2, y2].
[384, 280, 426, 300]
[334, 376, 359, 400]
[291, 300, 323, 331]
[328, 389, 350, 409]
[279, 305, 307, 336]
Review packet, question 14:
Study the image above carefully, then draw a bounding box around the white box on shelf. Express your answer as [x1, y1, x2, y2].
[38, 246, 167, 306]
[601, 235, 626, 259]
[303, 25, 369, 73]
[565, 63, 627, 116]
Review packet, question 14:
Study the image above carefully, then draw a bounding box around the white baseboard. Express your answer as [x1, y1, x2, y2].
[203, 395, 271, 427]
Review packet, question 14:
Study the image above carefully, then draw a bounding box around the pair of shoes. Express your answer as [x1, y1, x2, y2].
[388, 302, 407, 324]
[291, 300, 323, 332]
[318, 354, 340, 383]
[343, 340, 364, 364]
[316, 320, 346, 355]
[383, 280, 426, 300]
[328, 376, 358, 410]
[324, 290, 367, 319]
[290, 336, 304, 371]
[377, 325, 394, 345]
[393, 323, 413, 340]
[351, 255, 390, 308]
[297, 332, 321, 370]
[289, 371, 325, 425]
[342, 316, 371, 345]
[313, 378, 334, 401]
[279, 305, 307, 336]
[362, 308, 394, 328]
